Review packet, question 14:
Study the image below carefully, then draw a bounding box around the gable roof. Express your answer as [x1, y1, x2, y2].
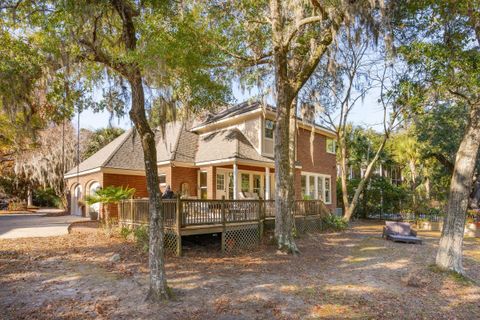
[196, 129, 273, 164]
[65, 100, 335, 178]
[65, 123, 197, 176]
[192, 100, 335, 135]
[65, 129, 134, 176]
[196, 101, 264, 127]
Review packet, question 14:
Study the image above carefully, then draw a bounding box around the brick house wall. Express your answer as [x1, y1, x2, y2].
[295, 128, 337, 210]
[66, 172, 105, 217]
[66, 171, 148, 218]
[170, 166, 198, 198]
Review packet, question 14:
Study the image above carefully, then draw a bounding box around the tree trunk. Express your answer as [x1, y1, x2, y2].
[409, 159, 418, 208]
[338, 134, 350, 217]
[436, 104, 480, 274]
[271, 0, 298, 254]
[343, 137, 387, 221]
[274, 83, 298, 253]
[128, 72, 170, 301]
[109, 0, 170, 301]
[27, 186, 33, 207]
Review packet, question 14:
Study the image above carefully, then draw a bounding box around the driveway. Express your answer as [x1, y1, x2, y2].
[0, 214, 88, 239]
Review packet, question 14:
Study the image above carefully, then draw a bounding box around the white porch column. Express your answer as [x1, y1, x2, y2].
[233, 160, 238, 200]
[265, 167, 270, 200]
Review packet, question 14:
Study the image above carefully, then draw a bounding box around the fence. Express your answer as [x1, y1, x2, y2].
[364, 211, 444, 222]
[118, 198, 331, 255]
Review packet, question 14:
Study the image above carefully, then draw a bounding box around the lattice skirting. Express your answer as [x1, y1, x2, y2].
[294, 216, 323, 235]
[164, 228, 180, 256]
[304, 216, 323, 234]
[222, 224, 260, 254]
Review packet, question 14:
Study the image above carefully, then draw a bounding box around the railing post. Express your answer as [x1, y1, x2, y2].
[221, 196, 226, 253]
[176, 197, 182, 256]
[258, 199, 264, 238]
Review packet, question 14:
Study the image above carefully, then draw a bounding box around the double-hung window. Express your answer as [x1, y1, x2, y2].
[241, 173, 250, 192]
[326, 138, 336, 154]
[159, 173, 167, 189]
[199, 171, 208, 199]
[216, 174, 225, 191]
[265, 119, 275, 139]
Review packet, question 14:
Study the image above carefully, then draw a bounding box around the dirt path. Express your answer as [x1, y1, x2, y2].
[1, 221, 479, 319]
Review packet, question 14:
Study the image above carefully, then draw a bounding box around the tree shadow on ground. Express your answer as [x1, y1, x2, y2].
[1, 221, 480, 319]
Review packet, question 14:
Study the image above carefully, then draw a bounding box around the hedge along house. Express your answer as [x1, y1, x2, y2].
[65, 101, 337, 218]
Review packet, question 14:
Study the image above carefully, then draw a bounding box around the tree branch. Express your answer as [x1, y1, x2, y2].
[284, 15, 325, 48]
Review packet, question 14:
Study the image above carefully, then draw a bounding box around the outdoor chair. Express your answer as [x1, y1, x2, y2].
[382, 221, 422, 244]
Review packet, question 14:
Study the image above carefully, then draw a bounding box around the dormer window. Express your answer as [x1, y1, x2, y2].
[265, 119, 275, 139]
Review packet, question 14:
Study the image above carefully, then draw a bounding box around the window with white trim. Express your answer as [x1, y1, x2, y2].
[300, 172, 332, 204]
[199, 171, 207, 199]
[216, 174, 225, 191]
[241, 173, 250, 192]
[317, 176, 324, 201]
[324, 177, 331, 203]
[265, 119, 275, 139]
[253, 174, 261, 196]
[326, 138, 336, 154]
[308, 176, 315, 199]
[301, 175, 307, 198]
[159, 174, 166, 187]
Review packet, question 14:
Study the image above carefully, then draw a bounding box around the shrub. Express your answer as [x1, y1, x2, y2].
[322, 215, 348, 231]
[33, 188, 61, 208]
[120, 227, 132, 240]
[338, 176, 409, 218]
[133, 226, 149, 252]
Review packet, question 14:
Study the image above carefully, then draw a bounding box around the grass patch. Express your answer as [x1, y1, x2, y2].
[428, 264, 476, 286]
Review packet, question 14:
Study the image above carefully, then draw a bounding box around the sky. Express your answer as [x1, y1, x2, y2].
[76, 83, 386, 132]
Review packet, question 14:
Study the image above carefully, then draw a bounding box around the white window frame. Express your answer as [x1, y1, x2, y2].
[326, 138, 336, 154]
[240, 173, 251, 192]
[216, 173, 225, 191]
[264, 119, 275, 140]
[252, 174, 262, 196]
[159, 173, 167, 187]
[301, 171, 332, 204]
[198, 171, 208, 199]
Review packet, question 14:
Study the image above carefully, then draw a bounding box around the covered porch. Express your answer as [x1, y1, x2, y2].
[196, 160, 275, 201]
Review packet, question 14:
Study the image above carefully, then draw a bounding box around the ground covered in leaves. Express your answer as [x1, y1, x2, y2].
[1, 221, 480, 319]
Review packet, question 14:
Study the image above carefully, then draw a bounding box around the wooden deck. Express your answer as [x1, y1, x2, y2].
[118, 198, 331, 254]
[119, 198, 329, 231]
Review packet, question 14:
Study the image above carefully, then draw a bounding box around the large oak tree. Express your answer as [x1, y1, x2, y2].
[395, 0, 480, 273]
[1, 0, 229, 300]
[208, 0, 384, 252]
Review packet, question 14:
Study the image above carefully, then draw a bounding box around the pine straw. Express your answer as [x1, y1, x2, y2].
[1, 221, 480, 319]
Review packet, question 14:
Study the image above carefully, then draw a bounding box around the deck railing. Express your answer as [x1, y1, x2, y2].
[119, 198, 330, 228]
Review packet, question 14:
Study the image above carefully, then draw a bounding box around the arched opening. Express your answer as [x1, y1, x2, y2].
[71, 184, 83, 216]
[87, 181, 101, 218]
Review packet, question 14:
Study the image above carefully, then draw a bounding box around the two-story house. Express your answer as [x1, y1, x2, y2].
[65, 101, 337, 217]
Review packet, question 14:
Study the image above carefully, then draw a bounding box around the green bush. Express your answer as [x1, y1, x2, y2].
[120, 227, 132, 239]
[338, 176, 409, 218]
[33, 188, 61, 208]
[133, 226, 149, 252]
[322, 215, 348, 231]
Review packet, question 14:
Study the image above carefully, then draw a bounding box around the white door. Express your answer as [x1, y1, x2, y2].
[72, 185, 83, 216]
[215, 170, 227, 199]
